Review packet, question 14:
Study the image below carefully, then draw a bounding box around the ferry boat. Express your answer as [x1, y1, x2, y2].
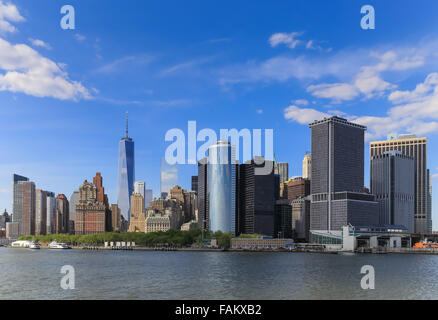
[48, 241, 71, 249]
[28, 241, 41, 249]
[11, 240, 32, 248]
[413, 241, 438, 249]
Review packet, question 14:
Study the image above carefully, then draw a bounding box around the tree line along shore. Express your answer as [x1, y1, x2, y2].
[18, 229, 262, 248]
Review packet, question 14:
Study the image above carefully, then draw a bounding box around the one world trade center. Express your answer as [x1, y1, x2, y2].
[117, 112, 135, 223]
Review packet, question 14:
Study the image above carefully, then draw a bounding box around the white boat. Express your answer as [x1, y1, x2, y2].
[48, 241, 71, 249]
[11, 240, 31, 248]
[29, 241, 41, 249]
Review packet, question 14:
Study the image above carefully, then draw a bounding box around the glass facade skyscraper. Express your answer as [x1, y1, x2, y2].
[370, 135, 431, 233]
[207, 141, 236, 234]
[370, 151, 415, 233]
[117, 113, 135, 222]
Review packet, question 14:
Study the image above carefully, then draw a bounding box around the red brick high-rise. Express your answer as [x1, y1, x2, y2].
[287, 178, 310, 201]
[75, 173, 111, 235]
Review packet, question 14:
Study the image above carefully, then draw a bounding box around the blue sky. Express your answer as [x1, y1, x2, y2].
[1, 0, 438, 227]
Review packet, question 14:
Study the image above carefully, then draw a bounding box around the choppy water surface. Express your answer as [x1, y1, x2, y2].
[1, 248, 437, 299]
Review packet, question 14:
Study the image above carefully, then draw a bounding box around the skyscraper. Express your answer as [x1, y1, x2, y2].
[46, 192, 56, 234]
[12, 174, 29, 235]
[12, 175, 36, 236]
[427, 170, 432, 233]
[191, 176, 198, 193]
[56, 194, 69, 234]
[207, 141, 236, 234]
[197, 158, 208, 230]
[309, 116, 378, 231]
[370, 135, 431, 233]
[69, 191, 79, 225]
[75, 176, 108, 235]
[117, 112, 135, 222]
[239, 156, 278, 236]
[128, 193, 146, 232]
[370, 151, 415, 233]
[35, 189, 47, 236]
[274, 200, 293, 239]
[134, 181, 146, 209]
[0, 210, 9, 229]
[111, 204, 121, 231]
[302, 154, 311, 180]
[145, 189, 153, 208]
[277, 162, 289, 183]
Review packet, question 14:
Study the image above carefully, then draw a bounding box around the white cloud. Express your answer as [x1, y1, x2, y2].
[161, 171, 177, 181]
[0, 3, 89, 101]
[74, 33, 86, 42]
[284, 105, 330, 125]
[389, 73, 438, 104]
[256, 109, 263, 114]
[94, 55, 153, 74]
[28, 38, 51, 50]
[388, 74, 438, 121]
[159, 56, 214, 77]
[307, 83, 359, 102]
[0, 1, 24, 33]
[269, 32, 326, 51]
[269, 32, 304, 49]
[285, 72, 438, 140]
[207, 38, 231, 44]
[220, 37, 438, 105]
[149, 99, 192, 107]
[305, 49, 426, 102]
[293, 99, 309, 106]
[0, 38, 91, 100]
[353, 67, 395, 98]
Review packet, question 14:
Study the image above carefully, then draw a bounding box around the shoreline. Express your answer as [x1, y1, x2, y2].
[4, 245, 438, 255]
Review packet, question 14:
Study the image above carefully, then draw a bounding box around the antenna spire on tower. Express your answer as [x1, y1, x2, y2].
[126, 111, 129, 138]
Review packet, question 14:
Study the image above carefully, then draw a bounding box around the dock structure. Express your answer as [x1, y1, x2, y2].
[104, 241, 135, 250]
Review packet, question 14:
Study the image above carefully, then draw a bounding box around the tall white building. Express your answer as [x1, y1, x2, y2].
[302, 154, 311, 180]
[134, 181, 145, 197]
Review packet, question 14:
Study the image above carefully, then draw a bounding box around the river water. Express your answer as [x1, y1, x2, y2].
[1, 247, 437, 299]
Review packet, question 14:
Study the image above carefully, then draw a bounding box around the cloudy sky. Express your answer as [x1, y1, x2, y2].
[1, 0, 438, 227]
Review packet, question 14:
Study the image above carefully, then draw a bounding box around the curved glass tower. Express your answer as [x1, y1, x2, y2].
[207, 140, 236, 234]
[117, 113, 135, 222]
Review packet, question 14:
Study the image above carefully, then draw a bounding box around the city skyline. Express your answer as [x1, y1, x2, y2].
[1, 1, 438, 229]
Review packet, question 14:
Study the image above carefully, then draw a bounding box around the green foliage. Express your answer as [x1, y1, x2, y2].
[238, 234, 262, 239]
[18, 229, 204, 247]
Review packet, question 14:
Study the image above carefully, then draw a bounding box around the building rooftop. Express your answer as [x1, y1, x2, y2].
[308, 116, 367, 130]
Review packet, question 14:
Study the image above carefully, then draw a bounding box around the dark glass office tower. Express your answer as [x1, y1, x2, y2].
[238, 156, 278, 237]
[370, 135, 430, 233]
[191, 176, 198, 193]
[197, 158, 208, 230]
[117, 112, 135, 222]
[370, 151, 415, 233]
[309, 116, 378, 231]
